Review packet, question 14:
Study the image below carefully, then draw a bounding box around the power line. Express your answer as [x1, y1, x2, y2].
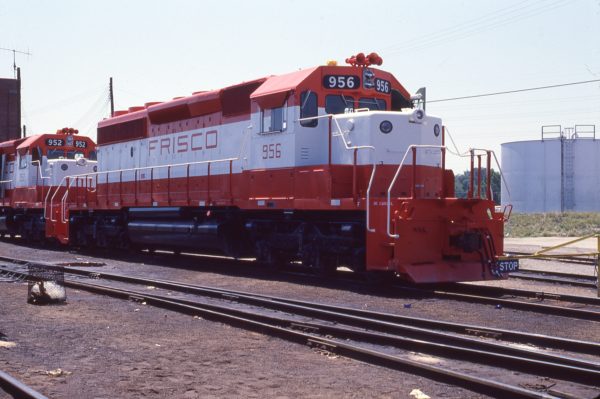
[386, 0, 572, 55]
[385, 0, 535, 51]
[428, 79, 600, 103]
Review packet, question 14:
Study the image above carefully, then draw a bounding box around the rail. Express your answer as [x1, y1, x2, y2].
[0, 370, 48, 399]
[444, 127, 511, 202]
[49, 157, 238, 223]
[385, 144, 448, 238]
[385, 146, 504, 238]
[500, 233, 600, 297]
[31, 161, 50, 205]
[299, 113, 377, 232]
[1, 161, 49, 207]
[541, 124, 596, 140]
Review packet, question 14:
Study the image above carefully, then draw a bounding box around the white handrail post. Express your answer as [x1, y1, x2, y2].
[365, 163, 377, 233]
[386, 144, 447, 239]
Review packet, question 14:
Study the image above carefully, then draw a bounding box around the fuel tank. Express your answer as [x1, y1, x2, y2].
[127, 220, 222, 251]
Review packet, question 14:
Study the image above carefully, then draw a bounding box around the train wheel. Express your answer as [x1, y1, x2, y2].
[317, 255, 337, 277]
[302, 243, 336, 277]
[364, 271, 396, 285]
[256, 242, 286, 271]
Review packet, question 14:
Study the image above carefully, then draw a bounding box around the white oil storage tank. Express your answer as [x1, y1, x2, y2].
[501, 125, 599, 213]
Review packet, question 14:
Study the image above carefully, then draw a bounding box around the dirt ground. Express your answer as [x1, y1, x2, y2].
[1, 282, 486, 399]
[1, 239, 599, 398]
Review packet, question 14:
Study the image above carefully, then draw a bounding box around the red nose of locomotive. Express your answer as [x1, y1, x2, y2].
[391, 198, 505, 283]
[365, 143, 508, 284]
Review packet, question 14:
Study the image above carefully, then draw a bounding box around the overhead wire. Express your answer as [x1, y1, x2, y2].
[428, 79, 600, 103]
[26, 84, 107, 116]
[386, 0, 572, 54]
[430, 93, 600, 111]
[71, 87, 110, 134]
[385, 0, 539, 51]
[78, 103, 110, 137]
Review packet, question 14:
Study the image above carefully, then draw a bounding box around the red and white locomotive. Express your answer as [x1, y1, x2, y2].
[1, 54, 513, 282]
[0, 128, 97, 241]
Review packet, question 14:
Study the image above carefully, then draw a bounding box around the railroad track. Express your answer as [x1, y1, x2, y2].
[0, 370, 48, 399]
[505, 251, 597, 266]
[1, 261, 600, 398]
[1, 252, 599, 322]
[411, 283, 600, 322]
[510, 269, 597, 289]
[4, 262, 599, 354]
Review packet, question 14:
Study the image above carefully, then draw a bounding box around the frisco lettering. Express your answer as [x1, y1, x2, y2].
[148, 130, 218, 155]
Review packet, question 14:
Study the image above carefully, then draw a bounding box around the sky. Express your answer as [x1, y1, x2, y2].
[1, 0, 599, 172]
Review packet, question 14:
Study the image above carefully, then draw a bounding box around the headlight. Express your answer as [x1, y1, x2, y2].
[60, 164, 68, 171]
[410, 109, 425, 123]
[434, 124, 440, 137]
[379, 120, 393, 134]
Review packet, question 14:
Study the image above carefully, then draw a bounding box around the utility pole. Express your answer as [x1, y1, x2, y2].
[109, 77, 114, 117]
[17, 67, 22, 137]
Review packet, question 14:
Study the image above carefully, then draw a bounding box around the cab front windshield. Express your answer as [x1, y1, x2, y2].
[47, 149, 85, 160]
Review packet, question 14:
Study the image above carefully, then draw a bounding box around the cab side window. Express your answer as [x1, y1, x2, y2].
[300, 91, 318, 127]
[32, 147, 42, 163]
[261, 104, 287, 133]
[19, 154, 27, 169]
[391, 89, 412, 111]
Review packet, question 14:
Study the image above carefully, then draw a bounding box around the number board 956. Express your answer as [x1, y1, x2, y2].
[323, 75, 359, 90]
[375, 78, 391, 94]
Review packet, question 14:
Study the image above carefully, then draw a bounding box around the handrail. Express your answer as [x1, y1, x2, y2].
[56, 156, 239, 223]
[386, 144, 446, 239]
[443, 135, 511, 202]
[300, 112, 377, 232]
[31, 161, 50, 208]
[468, 147, 511, 201]
[0, 161, 47, 191]
[330, 115, 377, 232]
[385, 145, 502, 238]
[43, 159, 95, 220]
[365, 163, 377, 232]
[31, 161, 50, 180]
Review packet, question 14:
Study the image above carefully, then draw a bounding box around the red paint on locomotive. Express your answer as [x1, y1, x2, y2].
[0, 56, 512, 283]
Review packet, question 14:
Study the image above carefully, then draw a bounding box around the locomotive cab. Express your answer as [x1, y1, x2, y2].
[0, 128, 97, 241]
[15, 129, 97, 198]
